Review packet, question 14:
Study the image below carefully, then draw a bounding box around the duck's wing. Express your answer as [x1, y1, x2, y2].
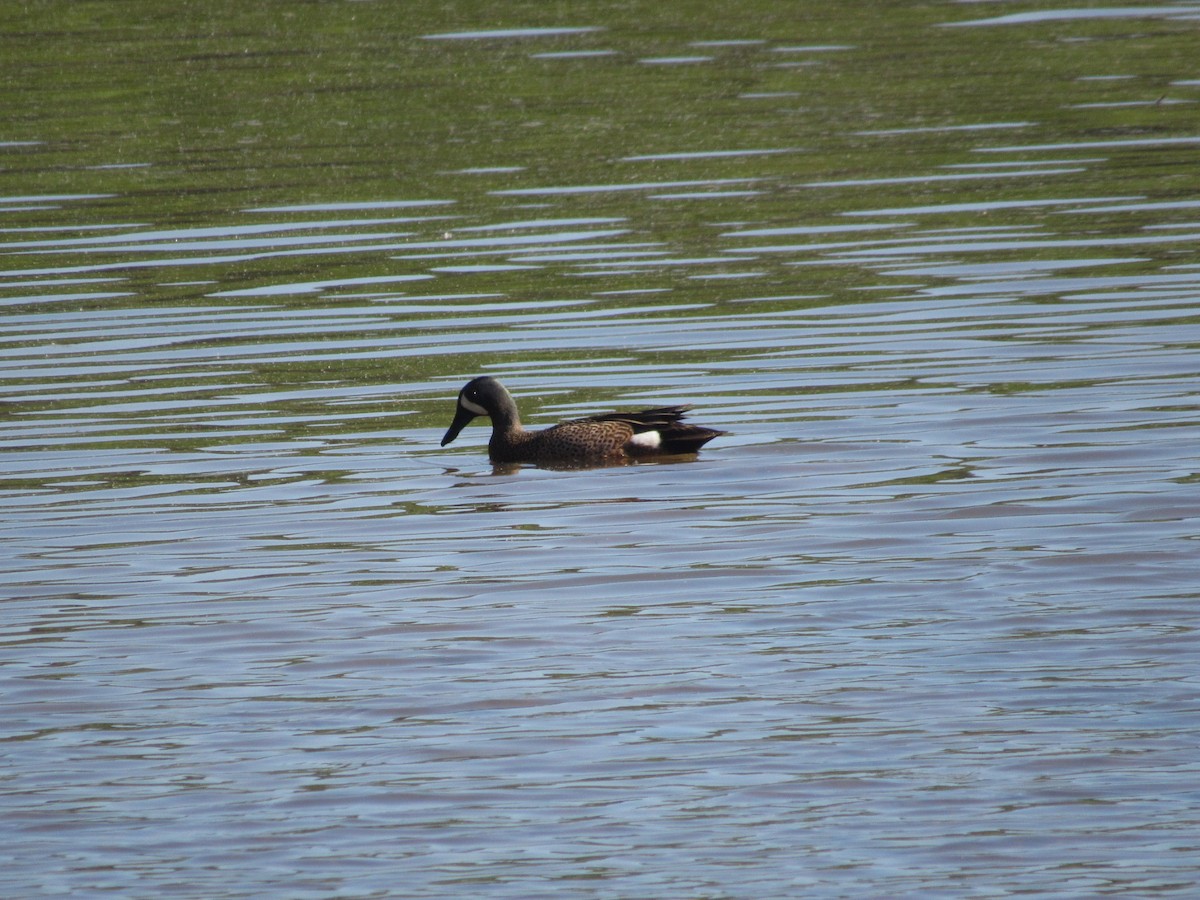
[563, 405, 694, 433]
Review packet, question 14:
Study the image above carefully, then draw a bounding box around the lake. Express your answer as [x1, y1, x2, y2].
[2, 2, 1199, 897]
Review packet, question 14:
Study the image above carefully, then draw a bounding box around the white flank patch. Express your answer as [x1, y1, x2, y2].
[461, 397, 488, 416]
[628, 430, 662, 450]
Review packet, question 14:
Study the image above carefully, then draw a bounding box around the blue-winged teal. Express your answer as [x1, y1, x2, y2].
[441, 376, 726, 464]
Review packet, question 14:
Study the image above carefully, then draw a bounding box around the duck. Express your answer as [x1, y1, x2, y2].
[440, 376, 726, 465]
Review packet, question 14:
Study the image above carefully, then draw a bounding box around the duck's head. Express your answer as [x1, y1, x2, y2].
[440, 376, 517, 446]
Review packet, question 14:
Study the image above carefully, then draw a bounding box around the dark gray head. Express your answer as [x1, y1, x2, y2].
[440, 376, 520, 446]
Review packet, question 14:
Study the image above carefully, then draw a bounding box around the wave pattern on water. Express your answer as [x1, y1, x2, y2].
[3, 13, 1200, 900]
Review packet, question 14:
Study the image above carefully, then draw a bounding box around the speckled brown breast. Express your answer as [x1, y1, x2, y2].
[532, 420, 636, 462]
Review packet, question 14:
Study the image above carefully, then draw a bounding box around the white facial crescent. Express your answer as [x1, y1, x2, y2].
[460, 397, 488, 416]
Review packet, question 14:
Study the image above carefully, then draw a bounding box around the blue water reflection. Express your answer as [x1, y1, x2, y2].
[2, 4, 1199, 898]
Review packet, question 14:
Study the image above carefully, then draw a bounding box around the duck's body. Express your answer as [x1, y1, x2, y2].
[441, 376, 725, 465]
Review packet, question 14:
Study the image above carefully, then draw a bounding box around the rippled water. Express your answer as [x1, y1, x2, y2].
[3, 3, 1199, 897]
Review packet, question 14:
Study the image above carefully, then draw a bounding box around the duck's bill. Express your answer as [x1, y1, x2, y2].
[441, 406, 477, 446]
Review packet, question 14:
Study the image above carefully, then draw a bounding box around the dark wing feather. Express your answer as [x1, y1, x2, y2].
[563, 405, 694, 434]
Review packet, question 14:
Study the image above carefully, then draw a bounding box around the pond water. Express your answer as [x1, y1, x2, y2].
[2, 3, 1199, 897]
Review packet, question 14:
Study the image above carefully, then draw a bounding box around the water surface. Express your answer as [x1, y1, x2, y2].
[2, 3, 1198, 897]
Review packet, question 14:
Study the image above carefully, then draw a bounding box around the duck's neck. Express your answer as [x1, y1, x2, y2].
[488, 392, 523, 436]
[485, 392, 537, 462]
